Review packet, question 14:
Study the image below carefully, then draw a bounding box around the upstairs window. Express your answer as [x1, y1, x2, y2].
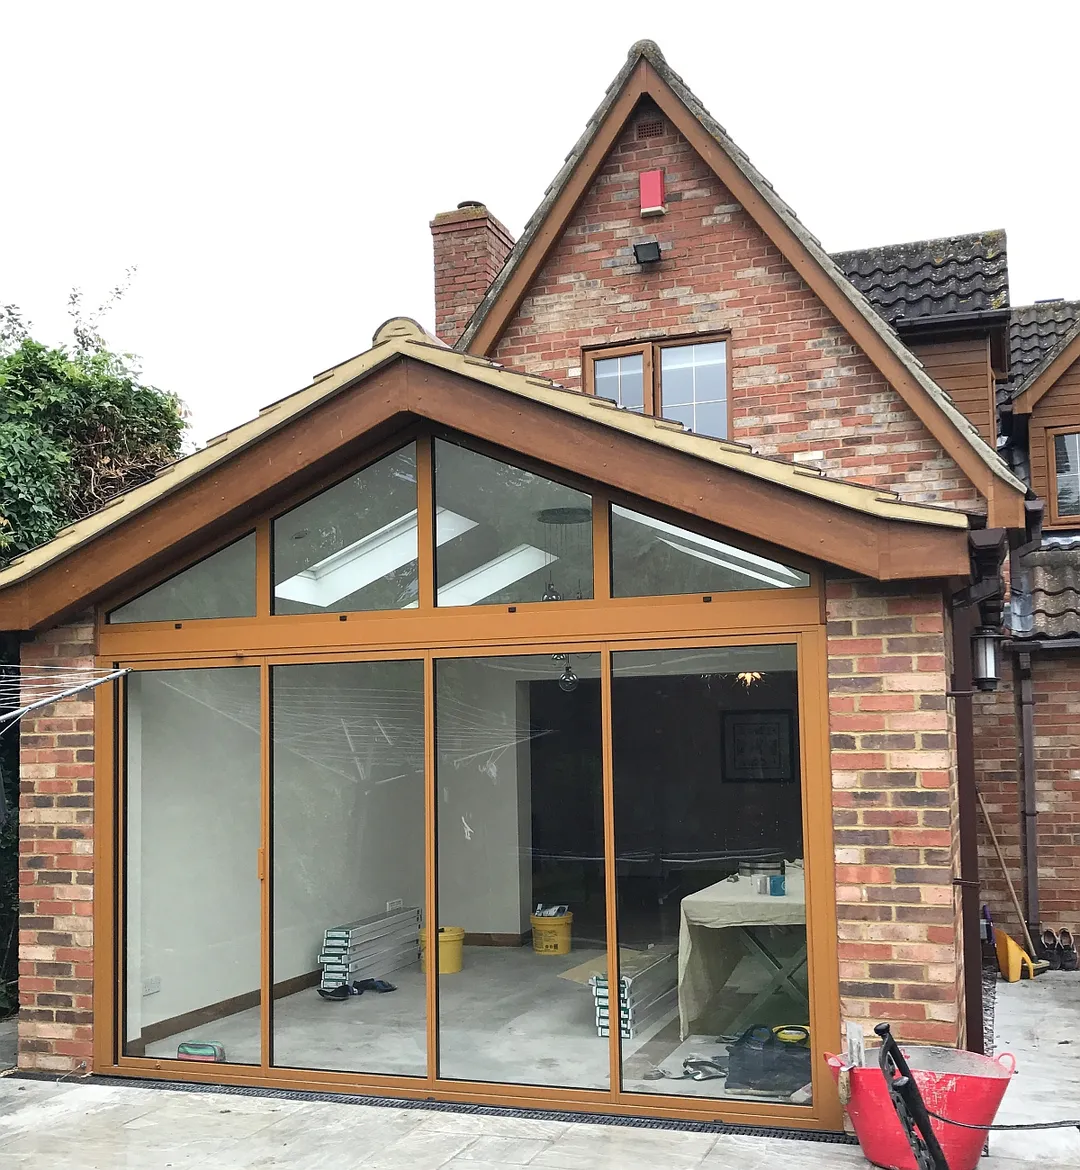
[1052, 429, 1080, 523]
[585, 336, 729, 438]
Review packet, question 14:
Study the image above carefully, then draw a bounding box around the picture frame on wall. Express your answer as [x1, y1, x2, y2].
[720, 709, 794, 782]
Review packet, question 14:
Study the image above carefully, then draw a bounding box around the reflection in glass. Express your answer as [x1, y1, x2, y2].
[435, 653, 607, 1088]
[273, 445, 420, 614]
[594, 353, 645, 412]
[611, 645, 811, 1104]
[660, 342, 727, 437]
[434, 441, 593, 606]
[611, 504, 810, 598]
[271, 660, 425, 1075]
[1055, 432, 1080, 517]
[108, 534, 256, 623]
[124, 668, 261, 1064]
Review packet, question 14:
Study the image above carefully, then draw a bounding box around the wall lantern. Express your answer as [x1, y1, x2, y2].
[633, 240, 662, 265]
[972, 627, 1003, 692]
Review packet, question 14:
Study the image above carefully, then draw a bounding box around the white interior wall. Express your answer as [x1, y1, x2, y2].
[132, 668, 261, 1031]
[437, 659, 534, 937]
[271, 663, 425, 982]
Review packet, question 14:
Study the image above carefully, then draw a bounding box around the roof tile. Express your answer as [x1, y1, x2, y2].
[831, 231, 1009, 323]
[1005, 300, 1080, 399]
[1015, 545, 1080, 639]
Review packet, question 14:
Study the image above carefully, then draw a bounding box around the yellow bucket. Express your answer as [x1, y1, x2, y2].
[531, 912, 573, 955]
[420, 926, 465, 974]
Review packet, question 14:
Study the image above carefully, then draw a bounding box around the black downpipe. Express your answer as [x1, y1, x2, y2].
[1017, 651, 1040, 931]
[951, 601, 984, 1054]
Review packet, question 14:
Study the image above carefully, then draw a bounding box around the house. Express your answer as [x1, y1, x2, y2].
[2, 39, 1071, 1133]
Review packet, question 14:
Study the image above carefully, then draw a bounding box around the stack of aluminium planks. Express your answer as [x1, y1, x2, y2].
[592, 947, 677, 1039]
[318, 906, 421, 991]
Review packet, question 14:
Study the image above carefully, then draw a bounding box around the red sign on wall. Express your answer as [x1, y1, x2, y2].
[639, 170, 666, 217]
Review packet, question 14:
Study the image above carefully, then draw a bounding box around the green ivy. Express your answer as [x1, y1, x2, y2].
[0, 302, 188, 1019]
[0, 339, 186, 559]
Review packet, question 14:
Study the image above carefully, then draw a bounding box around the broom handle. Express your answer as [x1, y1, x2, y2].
[977, 788, 1039, 957]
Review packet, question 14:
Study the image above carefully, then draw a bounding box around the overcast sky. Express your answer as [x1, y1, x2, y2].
[5, 2, 1079, 447]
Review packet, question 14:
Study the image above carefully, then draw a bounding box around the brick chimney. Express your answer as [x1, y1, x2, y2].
[430, 201, 515, 347]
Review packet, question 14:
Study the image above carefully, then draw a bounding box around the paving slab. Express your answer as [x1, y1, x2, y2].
[991, 970, 1080, 1165]
[0, 1079, 870, 1169]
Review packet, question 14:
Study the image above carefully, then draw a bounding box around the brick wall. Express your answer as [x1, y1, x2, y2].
[826, 578, 964, 1047]
[17, 618, 95, 1073]
[974, 652, 1080, 938]
[1030, 653, 1080, 927]
[431, 203, 515, 346]
[490, 108, 982, 512]
[973, 665, 1023, 936]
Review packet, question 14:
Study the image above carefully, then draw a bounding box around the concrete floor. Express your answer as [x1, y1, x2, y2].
[0, 1079, 868, 1170]
[146, 948, 623, 1087]
[991, 970, 1080, 1164]
[145, 945, 792, 1103]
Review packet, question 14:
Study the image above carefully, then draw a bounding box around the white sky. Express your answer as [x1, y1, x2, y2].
[5, 1, 1079, 447]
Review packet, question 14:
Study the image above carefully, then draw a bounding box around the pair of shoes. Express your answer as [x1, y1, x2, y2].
[1040, 928, 1079, 971]
[317, 984, 353, 1001]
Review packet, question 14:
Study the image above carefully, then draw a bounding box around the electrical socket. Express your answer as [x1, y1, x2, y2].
[386, 899, 403, 912]
[142, 974, 162, 997]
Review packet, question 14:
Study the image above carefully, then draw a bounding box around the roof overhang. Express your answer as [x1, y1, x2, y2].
[895, 309, 1012, 374]
[0, 319, 972, 632]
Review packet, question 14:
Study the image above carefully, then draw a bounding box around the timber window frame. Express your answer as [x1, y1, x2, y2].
[583, 334, 731, 438]
[1047, 425, 1080, 526]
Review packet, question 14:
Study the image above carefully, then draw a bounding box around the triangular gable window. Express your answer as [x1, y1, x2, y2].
[434, 439, 593, 606]
[107, 533, 257, 623]
[273, 445, 419, 614]
[611, 504, 809, 596]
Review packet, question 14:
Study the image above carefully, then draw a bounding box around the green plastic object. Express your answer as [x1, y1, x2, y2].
[176, 1041, 226, 1062]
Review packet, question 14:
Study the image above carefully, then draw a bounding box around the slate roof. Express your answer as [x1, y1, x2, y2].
[1006, 300, 1080, 400]
[1014, 545, 1080, 639]
[831, 231, 1009, 324]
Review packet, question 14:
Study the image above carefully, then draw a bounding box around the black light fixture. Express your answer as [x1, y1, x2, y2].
[972, 628, 1003, 691]
[633, 239, 662, 265]
[552, 651, 579, 693]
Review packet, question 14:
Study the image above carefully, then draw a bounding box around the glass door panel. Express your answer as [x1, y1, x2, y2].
[123, 667, 261, 1064]
[611, 645, 811, 1104]
[270, 660, 425, 1075]
[434, 652, 607, 1088]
